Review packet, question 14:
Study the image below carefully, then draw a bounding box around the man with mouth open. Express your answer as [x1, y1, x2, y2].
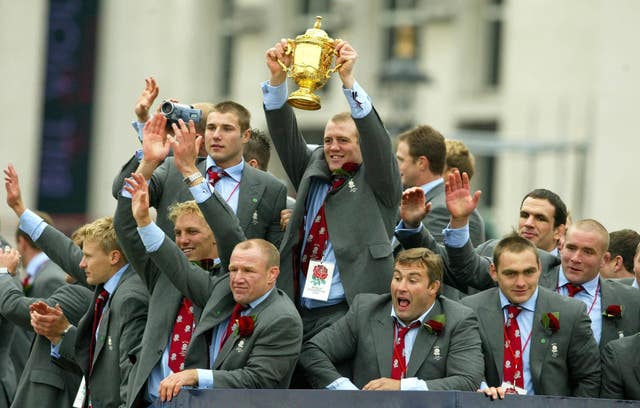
[299, 247, 483, 391]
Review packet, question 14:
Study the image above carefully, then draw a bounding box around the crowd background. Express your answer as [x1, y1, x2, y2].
[1, 0, 640, 242]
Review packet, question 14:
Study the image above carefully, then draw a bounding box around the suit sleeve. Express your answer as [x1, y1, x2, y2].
[197, 189, 247, 270]
[0, 274, 44, 329]
[264, 104, 313, 190]
[445, 240, 495, 291]
[262, 181, 287, 249]
[299, 297, 361, 388]
[566, 304, 601, 397]
[36, 226, 88, 287]
[149, 238, 222, 309]
[600, 340, 625, 399]
[424, 310, 484, 391]
[114, 194, 161, 290]
[355, 107, 402, 209]
[212, 305, 303, 388]
[112, 154, 139, 199]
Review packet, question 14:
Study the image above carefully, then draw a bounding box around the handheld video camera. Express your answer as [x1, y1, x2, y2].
[161, 101, 202, 126]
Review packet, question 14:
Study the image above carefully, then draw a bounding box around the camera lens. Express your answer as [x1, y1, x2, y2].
[161, 101, 174, 114]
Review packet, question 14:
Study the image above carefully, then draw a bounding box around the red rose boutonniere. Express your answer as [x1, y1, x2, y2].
[541, 312, 560, 333]
[424, 314, 446, 335]
[330, 162, 360, 192]
[603, 305, 623, 319]
[234, 316, 256, 338]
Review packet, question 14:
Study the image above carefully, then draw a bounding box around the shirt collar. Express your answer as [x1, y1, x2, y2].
[390, 299, 436, 327]
[419, 178, 444, 195]
[633, 279, 638, 289]
[206, 156, 244, 182]
[246, 287, 274, 312]
[25, 252, 49, 277]
[103, 264, 129, 295]
[498, 286, 539, 313]
[558, 265, 600, 296]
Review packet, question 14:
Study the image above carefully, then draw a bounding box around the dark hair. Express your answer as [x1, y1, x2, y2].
[521, 189, 567, 228]
[243, 128, 271, 171]
[397, 125, 446, 174]
[493, 232, 540, 270]
[608, 229, 640, 272]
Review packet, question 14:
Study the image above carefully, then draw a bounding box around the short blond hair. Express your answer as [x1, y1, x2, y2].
[83, 217, 125, 261]
[445, 139, 475, 180]
[168, 200, 204, 224]
[233, 239, 280, 269]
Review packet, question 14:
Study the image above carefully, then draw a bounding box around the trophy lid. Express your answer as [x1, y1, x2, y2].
[300, 16, 331, 41]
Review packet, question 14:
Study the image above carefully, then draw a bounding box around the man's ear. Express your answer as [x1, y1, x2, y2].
[246, 158, 259, 169]
[489, 263, 499, 282]
[110, 250, 122, 265]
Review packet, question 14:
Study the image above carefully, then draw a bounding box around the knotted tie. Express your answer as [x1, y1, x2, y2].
[299, 165, 355, 276]
[89, 288, 109, 374]
[207, 168, 227, 187]
[168, 297, 194, 372]
[219, 303, 248, 350]
[503, 305, 523, 391]
[390, 320, 421, 380]
[565, 283, 584, 297]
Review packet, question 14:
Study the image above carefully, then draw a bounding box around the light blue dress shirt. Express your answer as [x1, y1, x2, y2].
[557, 267, 601, 344]
[200, 157, 244, 214]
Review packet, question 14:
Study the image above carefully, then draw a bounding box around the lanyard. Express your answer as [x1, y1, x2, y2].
[556, 281, 600, 315]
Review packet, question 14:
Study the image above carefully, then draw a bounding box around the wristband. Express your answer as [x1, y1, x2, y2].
[183, 172, 203, 186]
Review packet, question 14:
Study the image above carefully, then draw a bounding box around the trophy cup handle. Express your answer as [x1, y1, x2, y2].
[277, 39, 295, 73]
[327, 39, 343, 77]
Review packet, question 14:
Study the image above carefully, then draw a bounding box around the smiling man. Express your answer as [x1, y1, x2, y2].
[460, 234, 600, 398]
[299, 248, 483, 391]
[262, 39, 402, 346]
[538, 219, 640, 349]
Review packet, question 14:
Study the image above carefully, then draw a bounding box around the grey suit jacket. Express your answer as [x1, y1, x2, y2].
[265, 104, 402, 304]
[422, 183, 485, 246]
[113, 186, 245, 406]
[0, 275, 92, 408]
[539, 269, 640, 349]
[461, 287, 601, 397]
[0, 277, 19, 408]
[13, 257, 68, 387]
[114, 155, 287, 248]
[601, 332, 640, 400]
[147, 238, 303, 388]
[300, 293, 484, 390]
[55, 265, 148, 408]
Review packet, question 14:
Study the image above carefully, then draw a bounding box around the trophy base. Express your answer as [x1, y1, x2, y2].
[287, 88, 321, 111]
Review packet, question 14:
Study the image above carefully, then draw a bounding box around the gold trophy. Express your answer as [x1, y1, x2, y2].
[278, 16, 342, 110]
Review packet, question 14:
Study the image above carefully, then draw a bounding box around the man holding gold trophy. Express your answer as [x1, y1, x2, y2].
[262, 18, 402, 344]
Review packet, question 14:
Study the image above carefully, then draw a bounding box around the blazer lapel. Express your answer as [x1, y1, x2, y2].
[530, 291, 553, 390]
[478, 292, 505, 381]
[371, 307, 394, 378]
[93, 301, 111, 368]
[237, 166, 265, 230]
[406, 301, 442, 377]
